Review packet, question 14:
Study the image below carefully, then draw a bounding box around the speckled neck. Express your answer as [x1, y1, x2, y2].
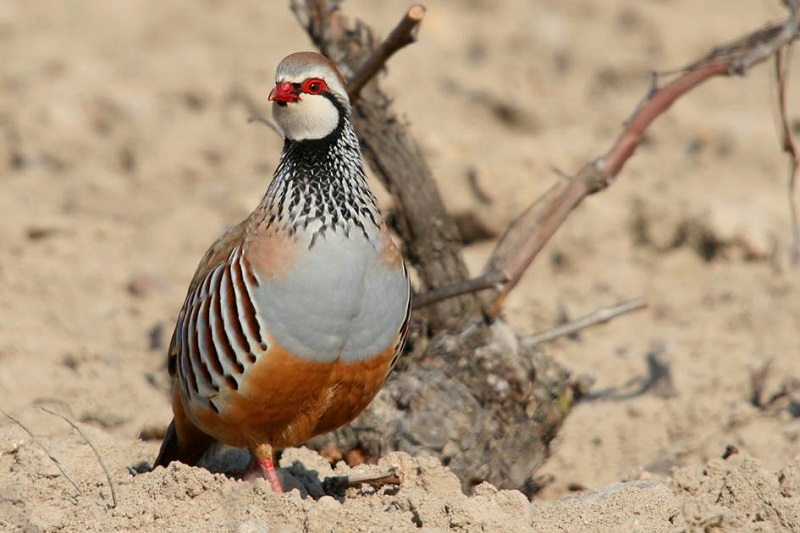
[259, 116, 381, 244]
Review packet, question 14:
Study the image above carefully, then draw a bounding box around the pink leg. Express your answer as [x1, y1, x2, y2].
[247, 443, 283, 493]
[256, 456, 283, 493]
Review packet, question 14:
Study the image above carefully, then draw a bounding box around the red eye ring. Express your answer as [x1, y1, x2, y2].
[300, 78, 327, 95]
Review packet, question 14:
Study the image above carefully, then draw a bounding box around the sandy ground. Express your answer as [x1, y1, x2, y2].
[2, 0, 800, 531]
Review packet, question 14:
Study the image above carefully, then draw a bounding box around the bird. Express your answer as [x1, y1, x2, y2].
[153, 51, 411, 493]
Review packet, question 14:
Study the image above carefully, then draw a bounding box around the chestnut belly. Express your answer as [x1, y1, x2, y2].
[188, 340, 396, 449]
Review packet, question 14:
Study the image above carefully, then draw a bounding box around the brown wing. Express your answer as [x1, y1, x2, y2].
[166, 219, 249, 378]
[155, 220, 250, 470]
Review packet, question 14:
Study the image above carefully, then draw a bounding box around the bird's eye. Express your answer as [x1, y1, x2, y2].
[301, 78, 327, 95]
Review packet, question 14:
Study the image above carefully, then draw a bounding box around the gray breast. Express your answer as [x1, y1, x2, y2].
[250, 229, 409, 363]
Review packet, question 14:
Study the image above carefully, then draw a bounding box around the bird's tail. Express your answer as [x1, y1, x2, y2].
[152, 387, 216, 470]
[153, 419, 178, 469]
[152, 417, 215, 470]
[153, 419, 181, 468]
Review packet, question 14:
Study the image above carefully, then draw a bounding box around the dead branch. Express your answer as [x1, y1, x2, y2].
[1, 409, 82, 496]
[41, 407, 117, 509]
[525, 298, 647, 346]
[774, 43, 800, 265]
[346, 5, 425, 99]
[486, 2, 800, 313]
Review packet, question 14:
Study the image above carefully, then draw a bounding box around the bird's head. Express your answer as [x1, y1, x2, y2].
[269, 52, 350, 142]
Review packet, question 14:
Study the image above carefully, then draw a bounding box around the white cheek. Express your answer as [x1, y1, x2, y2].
[272, 95, 339, 141]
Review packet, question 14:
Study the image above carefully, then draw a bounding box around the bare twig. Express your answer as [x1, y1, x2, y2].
[486, 3, 800, 313]
[347, 5, 426, 99]
[1, 409, 82, 496]
[525, 298, 647, 345]
[774, 43, 800, 266]
[41, 407, 117, 509]
[412, 270, 508, 310]
[324, 467, 403, 490]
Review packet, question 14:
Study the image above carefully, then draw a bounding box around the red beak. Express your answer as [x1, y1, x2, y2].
[269, 81, 299, 103]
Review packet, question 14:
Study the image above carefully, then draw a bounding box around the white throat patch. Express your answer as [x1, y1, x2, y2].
[272, 93, 340, 141]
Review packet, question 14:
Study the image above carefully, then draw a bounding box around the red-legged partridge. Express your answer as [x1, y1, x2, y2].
[153, 52, 411, 493]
